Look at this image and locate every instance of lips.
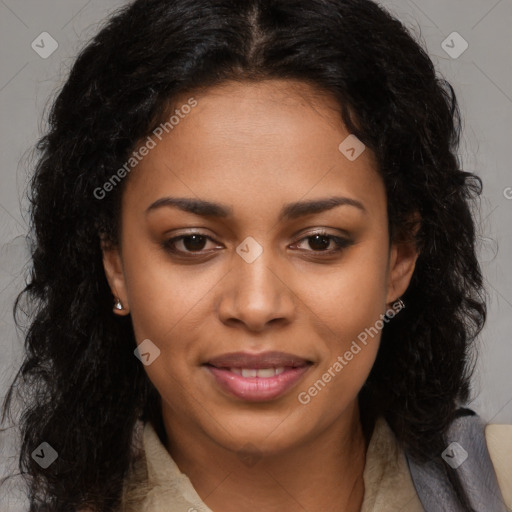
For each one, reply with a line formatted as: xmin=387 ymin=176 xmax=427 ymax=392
xmin=205 ymin=351 xmax=311 ymax=369
xmin=203 ymin=351 xmax=313 ymax=402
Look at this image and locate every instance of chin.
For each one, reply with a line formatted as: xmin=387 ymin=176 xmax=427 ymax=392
xmin=204 ymin=410 xmax=310 ymax=454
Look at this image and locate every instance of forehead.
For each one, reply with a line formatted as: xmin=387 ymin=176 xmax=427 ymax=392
xmin=123 ymin=79 xmax=386 ymax=220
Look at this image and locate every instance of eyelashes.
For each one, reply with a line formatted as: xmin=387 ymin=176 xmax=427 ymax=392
xmin=161 ymin=230 xmax=354 ymax=258
xmin=162 ymin=234 xmax=219 ymax=255
xmin=291 ymin=232 xmax=353 ymax=253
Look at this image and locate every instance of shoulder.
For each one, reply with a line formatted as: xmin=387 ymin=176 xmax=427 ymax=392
xmin=485 ymin=423 xmax=512 ymax=510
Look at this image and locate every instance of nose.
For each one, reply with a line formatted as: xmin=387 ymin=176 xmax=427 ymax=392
xmin=216 ymin=248 xmax=296 ymax=333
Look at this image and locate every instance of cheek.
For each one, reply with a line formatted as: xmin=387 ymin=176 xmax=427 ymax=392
xmin=295 ymin=341 xmax=378 ymax=439
xmin=294 ymin=270 xmax=385 ymax=431
xmin=291 ymin=243 xmax=388 ymax=401
xmin=293 ymin=243 xmax=389 ymax=341
xmin=120 ymin=240 xmax=223 ymax=347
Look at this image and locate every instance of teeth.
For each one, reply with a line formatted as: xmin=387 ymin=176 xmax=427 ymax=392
xmin=231 ymin=367 xmax=286 ymax=378
xmin=255 ymin=368 xmax=276 ymax=378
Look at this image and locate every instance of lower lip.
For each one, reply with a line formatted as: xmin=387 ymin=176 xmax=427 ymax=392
xmin=205 ymin=365 xmax=311 ymax=402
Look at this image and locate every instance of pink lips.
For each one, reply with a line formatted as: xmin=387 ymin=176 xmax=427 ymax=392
xmin=204 ymin=351 xmax=312 ymax=402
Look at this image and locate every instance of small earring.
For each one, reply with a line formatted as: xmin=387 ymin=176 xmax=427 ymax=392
xmin=393 ymin=297 xmax=405 ymax=310
xmin=114 ymin=298 xmax=124 ymax=311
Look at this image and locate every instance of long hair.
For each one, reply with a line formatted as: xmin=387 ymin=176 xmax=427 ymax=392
xmin=1 ymin=0 xmax=486 ymax=510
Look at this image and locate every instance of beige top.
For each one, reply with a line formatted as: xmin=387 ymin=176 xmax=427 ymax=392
xmin=120 ymin=418 xmax=512 ymax=512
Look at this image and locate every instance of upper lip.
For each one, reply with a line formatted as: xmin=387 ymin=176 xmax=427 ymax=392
xmin=205 ymin=351 xmax=312 ymax=369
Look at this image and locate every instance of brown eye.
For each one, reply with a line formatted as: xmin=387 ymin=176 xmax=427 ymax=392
xmin=181 ymin=235 xmax=208 ymax=251
xmin=293 ymin=232 xmax=353 ymax=253
xmin=307 ymin=234 xmax=332 ymax=251
xmin=162 ymin=234 xmax=221 ymax=255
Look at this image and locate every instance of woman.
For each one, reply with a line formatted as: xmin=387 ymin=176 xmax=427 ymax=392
xmin=1 ymin=0 xmax=511 ymax=511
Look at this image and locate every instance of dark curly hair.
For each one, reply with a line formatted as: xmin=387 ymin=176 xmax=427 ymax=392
xmin=1 ymin=0 xmax=486 ymax=510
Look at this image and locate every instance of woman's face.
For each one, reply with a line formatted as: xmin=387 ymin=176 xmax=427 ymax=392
xmin=103 ymin=79 xmax=418 ymax=455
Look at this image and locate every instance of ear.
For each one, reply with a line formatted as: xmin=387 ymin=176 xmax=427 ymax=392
xmin=100 ymin=235 xmax=130 ymax=315
xmin=386 ymin=215 xmax=421 ymax=306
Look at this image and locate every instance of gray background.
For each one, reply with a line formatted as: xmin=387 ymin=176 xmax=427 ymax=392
xmin=0 ymin=0 xmax=511 ymax=508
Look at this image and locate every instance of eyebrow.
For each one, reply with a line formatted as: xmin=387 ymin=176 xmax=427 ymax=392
xmin=145 ymin=196 xmax=366 ymax=220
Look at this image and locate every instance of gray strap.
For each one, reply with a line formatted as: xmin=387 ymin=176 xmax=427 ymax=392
xmin=405 ymin=412 xmax=508 ymax=512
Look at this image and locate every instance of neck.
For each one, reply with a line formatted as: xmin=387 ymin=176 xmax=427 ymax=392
xmin=163 ymin=402 xmax=369 ymax=512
